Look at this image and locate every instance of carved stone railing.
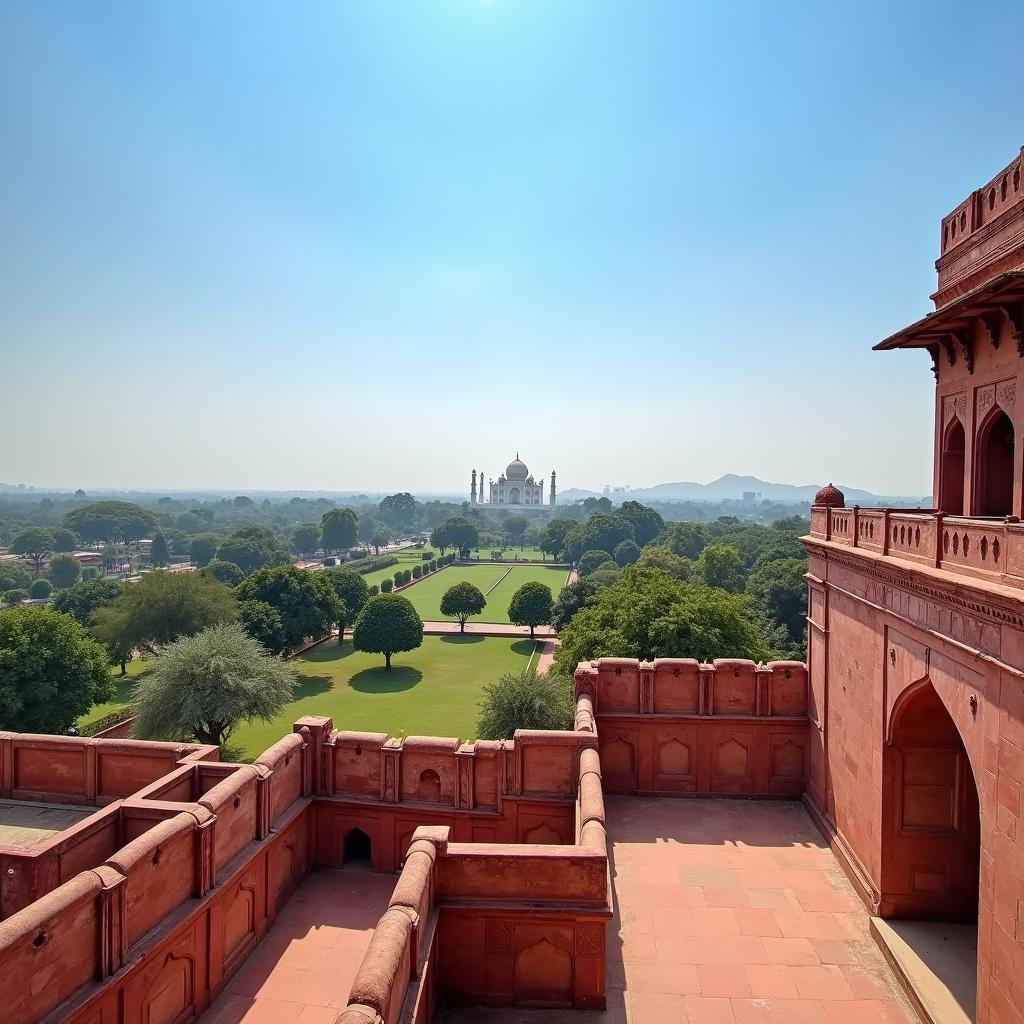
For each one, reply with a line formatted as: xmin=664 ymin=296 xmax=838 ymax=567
xmin=808 ymin=505 xmax=1024 ymax=588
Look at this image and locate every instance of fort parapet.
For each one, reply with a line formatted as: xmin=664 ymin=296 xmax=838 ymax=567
xmin=0 ymin=696 xmax=615 ymax=1023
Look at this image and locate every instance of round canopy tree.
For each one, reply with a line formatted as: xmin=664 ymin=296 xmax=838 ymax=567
xmin=237 ymin=599 xmax=289 ymax=656
xmin=578 ymin=549 xmax=613 ymax=576
xmin=199 ymin=559 xmax=245 ymax=586
xmin=63 ymin=501 xmax=158 ymax=544
xmin=132 ymin=622 xmax=296 ymax=746
xmin=613 ymin=539 xmax=641 ymax=567
xmin=0 ymin=606 xmax=113 ymax=733
xmin=440 ymin=581 xmax=487 ymax=633
xmin=189 ymin=533 xmax=222 ymax=568
xmin=352 ymin=593 xmax=423 ymax=669
xmin=51 ymin=528 xmax=79 ymax=553
xmin=320 ymin=508 xmax=358 ymax=554
xmin=323 ymin=567 xmax=371 ymax=643
xmin=10 ymin=527 xmax=55 ymax=574
xmin=507 ymin=581 xmax=554 ymax=639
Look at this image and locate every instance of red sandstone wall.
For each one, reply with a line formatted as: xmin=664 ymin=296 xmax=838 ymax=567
xmin=575 ymin=657 xmax=810 ymax=796
xmin=805 ymin=537 xmax=1024 ymax=1024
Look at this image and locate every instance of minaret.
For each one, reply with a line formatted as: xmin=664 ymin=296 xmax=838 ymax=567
xmin=471 ymin=469 xmax=477 ymax=506
xmin=550 ymin=470 xmax=557 ymax=507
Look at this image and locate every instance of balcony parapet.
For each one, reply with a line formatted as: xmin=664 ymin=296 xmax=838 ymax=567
xmin=808 ymin=505 xmax=1024 ymax=589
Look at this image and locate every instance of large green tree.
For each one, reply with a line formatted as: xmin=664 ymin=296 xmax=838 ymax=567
xmin=322 ymin=567 xmax=371 ymax=643
xmin=440 ymin=581 xmax=487 ymax=633
xmin=92 ymin=571 xmax=237 ymax=655
xmin=10 ymin=527 xmax=55 ymax=574
xmin=51 ymin=527 xmax=79 ymax=553
xmin=694 ymin=543 xmax=745 ymax=593
xmin=554 ymin=566 xmax=773 ymax=673
xmin=320 ymin=508 xmax=358 ymax=554
xmin=662 ymin=521 xmax=710 ymax=560
xmin=0 ymin=563 xmax=32 ymax=593
xmin=235 ymin=565 xmax=341 ymax=648
xmin=539 ymin=518 xmax=578 ymax=561
xmin=132 ymin=622 xmax=296 ymax=746
xmin=430 ymin=523 xmax=451 ymax=554
xmin=578 ymin=549 xmax=613 ymax=576
xmin=64 ymin=501 xmax=158 ymax=543
xmin=442 ymin=516 xmax=480 ymax=556
xmin=378 ymin=492 xmax=417 ymax=532
xmin=352 ymin=593 xmax=423 ymax=669
xmin=51 ymin=577 xmax=124 ymax=627
xmin=199 ymin=559 xmax=245 ymax=586
xmin=370 ymin=527 xmax=392 ymax=555
xmin=746 ymin=558 xmax=808 ymax=655
xmin=238 ymin=599 xmax=289 ymax=655
xmin=508 ymin=581 xmax=553 ymax=639
xmin=292 ymin=522 xmax=322 ymax=557
xmin=189 ymin=533 xmax=221 ymax=568
xmin=217 ymin=524 xmax=289 ymax=575
xmin=0 ymin=607 xmax=113 ymax=733
xmin=616 ymin=501 xmax=664 ymax=547
xmin=574 ymin=514 xmax=634 ymax=559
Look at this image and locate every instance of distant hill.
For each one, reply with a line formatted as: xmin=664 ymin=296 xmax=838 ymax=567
xmin=559 ymin=474 xmax=929 ymax=506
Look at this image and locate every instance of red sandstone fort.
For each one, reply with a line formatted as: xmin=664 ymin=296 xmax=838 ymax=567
xmin=3 ymin=149 xmax=1024 ymax=1024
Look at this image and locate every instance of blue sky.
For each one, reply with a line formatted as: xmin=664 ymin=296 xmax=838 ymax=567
xmin=1 ymin=1 xmax=1022 ymax=496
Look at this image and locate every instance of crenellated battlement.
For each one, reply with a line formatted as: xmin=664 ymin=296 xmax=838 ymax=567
xmin=575 ymin=657 xmax=810 ymax=797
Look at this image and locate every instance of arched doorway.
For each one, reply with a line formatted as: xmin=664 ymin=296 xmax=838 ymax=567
xmin=342 ymin=827 xmax=372 ymax=867
xmin=940 ymin=418 xmax=966 ymax=515
xmin=880 ymin=680 xmax=979 ymax=922
xmin=976 ymin=410 xmax=1014 ymax=517
xmin=508 ymin=487 xmax=521 ymax=504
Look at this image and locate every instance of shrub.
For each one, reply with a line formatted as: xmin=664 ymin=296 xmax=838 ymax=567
xmin=369 ymin=584 xmax=380 ymax=595
xmin=476 ymin=668 xmax=575 ymax=740
xmin=323 ymin=557 xmax=337 ymax=567
xmin=429 ymin=560 xmax=437 ymax=572
xmin=421 ymin=551 xmax=433 ymax=561
xmin=2 ymin=589 xmax=29 ymax=606
xmin=381 ymin=579 xmax=393 ymax=592
xmin=412 ymin=565 xmax=422 ymax=579
xmin=30 ymin=579 xmax=53 ymax=599
xmin=82 ymin=566 xmax=99 ymax=580
xmin=394 ymin=571 xmax=403 ymax=587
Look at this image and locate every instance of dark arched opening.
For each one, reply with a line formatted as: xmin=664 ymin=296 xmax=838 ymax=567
xmin=881 ymin=681 xmax=979 ymax=922
xmin=976 ymin=410 xmax=1014 ymax=517
xmin=342 ymin=827 xmax=372 ymax=867
xmin=940 ymin=419 xmax=966 ymax=515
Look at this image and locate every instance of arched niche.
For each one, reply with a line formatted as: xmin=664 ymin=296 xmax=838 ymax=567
xmin=975 ymin=408 xmax=1015 ymax=517
xmin=940 ymin=417 xmax=966 ymax=515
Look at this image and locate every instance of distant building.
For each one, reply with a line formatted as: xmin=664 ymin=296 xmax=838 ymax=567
xmin=471 ymin=455 xmax=556 ymax=507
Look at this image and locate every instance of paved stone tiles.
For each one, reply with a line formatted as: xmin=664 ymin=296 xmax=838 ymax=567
xmin=201 ymin=867 xmax=395 ymax=1024
xmin=0 ymin=799 xmax=95 ymax=850
xmin=605 ymin=796 xmax=918 ymax=1023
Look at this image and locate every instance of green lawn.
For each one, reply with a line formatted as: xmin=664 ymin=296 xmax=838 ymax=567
xmin=398 ymin=563 xmax=569 ymax=623
xmin=229 ymin=635 xmax=538 ymax=757
xmin=79 ymin=658 xmax=150 ymax=726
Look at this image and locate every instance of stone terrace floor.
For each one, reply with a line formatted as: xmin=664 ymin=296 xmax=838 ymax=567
xmin=0 ymin=799 xmax=95 ymax=850
xmin=440 ymin=797 xmax=918 ymax=1024
xmin=201 ymin=867 xmax=395 ymax=1024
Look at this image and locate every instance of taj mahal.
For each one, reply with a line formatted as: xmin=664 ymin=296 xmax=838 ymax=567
xmin=470 ymin=454 xmax=556 ymax=506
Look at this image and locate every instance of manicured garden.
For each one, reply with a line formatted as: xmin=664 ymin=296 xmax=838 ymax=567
xmin=229 ymin=635 xmax=538 ymax=756
xmin=397 ymin=563 xmax=569 ymax=623
xmin=76 ymin=635 xmax=541 ymax=756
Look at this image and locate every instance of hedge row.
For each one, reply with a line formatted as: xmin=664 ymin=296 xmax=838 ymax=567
xmin=344 ymin=554 xmax=399 ymax=575
xmin=80 ymin=706 xmax=134 ymax=737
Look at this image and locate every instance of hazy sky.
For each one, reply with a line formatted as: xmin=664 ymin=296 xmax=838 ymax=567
xmin=2 ymin=1 xmax=1022 ymax=496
